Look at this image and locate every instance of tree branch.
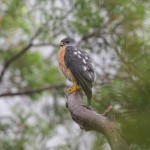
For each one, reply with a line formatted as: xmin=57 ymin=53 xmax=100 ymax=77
xmin=32 ymin=42 xmax=58 ymax=47
xmin=66 ymin=91 xmax=129 ymax=150
xmin=0 ymin=84 xmax=65 ymax=97
xmin=0 ymin=28 xmax=43 ymax=82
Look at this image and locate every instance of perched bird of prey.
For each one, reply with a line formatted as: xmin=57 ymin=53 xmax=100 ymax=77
xmin=58 ymin=37 xmax=94 ymax=108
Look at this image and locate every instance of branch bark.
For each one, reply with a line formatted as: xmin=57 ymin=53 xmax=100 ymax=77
xmin=66 ymin=91 xmax=129 ymax=150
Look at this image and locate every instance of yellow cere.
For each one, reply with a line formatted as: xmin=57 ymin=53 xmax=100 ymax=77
xmin=60 ymin=41 xmax=64 ymax=46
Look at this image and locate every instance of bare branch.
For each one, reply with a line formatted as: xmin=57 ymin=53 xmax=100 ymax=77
xmin=0 ymin=28 xmax=43 ymax=82
xmin=0 ymin=84 xmax=65 ymax=97
xmin=66 ymin=91 xmax=129 ymax=150
xmin=32 ymin=42 xmax=58 ymax=47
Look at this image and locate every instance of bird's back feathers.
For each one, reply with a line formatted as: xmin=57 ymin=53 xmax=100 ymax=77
xmin=64 ymin=45 xmax=94 ymax=105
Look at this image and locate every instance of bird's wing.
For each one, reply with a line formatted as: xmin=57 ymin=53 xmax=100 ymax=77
xmin=64 ymin=45 xmax=94 ymax=105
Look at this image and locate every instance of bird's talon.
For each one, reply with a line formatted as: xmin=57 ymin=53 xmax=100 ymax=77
xmin=69 ymin=87 xmax=76 ymax=93
xmin=68 ymin=84 xmax=80 ymax=94
xmin=69 ymin=87 xmax=79 ymax=93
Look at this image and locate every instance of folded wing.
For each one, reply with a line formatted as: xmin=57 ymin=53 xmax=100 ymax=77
xmin=64 ymin=45 xmax=94 ymax=105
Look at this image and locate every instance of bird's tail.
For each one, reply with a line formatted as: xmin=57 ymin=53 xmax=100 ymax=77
xmin=79 ymin=77 xmax=92 ymax=106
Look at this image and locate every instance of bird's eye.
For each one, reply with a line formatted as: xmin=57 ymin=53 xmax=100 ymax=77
xmin=66 ymin=40 xmax=70 ymax=44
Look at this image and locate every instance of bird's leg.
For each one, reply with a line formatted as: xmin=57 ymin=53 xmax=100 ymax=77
xmin=69 ymin=82 xmax=80 ymax=93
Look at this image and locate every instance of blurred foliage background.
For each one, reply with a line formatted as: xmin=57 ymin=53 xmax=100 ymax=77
xmin=0 ymin=0 xmax=150 ymax=149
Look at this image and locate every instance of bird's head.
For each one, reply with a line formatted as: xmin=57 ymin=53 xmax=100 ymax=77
xmin=60 ymin=37 xmax=76 ymax=47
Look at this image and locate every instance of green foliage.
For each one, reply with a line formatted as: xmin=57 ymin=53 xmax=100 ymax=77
xmin=0 ymin=103 xmax=53 ymax=150
xmin=73 ymin=0 xmax=103 ymax=35
xmin=0 ymin=0 xmax=31 ymax=33
xmin=12 ymin=51 xmax=64 ymax=88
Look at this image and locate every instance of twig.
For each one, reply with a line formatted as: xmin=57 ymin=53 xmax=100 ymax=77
xmin=102 ymin=105 xmax=113 ymax=116
xmin=32 ymin=42 xmax=58 ymax=47
xmin=0 ymin=28 xmax=43 ymax=82
xmin=0 ymin=84 xmax=65 ymax=97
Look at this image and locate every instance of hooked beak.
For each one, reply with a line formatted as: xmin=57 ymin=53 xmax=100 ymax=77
xmin=60 ymin=41 xmax=64 ymax=46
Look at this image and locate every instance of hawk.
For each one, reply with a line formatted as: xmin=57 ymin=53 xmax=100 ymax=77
xmin=58 ymin=37 xmax=94 ymax=108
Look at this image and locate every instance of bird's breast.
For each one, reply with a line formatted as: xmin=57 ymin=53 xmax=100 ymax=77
xmin=58 ymin=47 xmax=75 ymax=82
